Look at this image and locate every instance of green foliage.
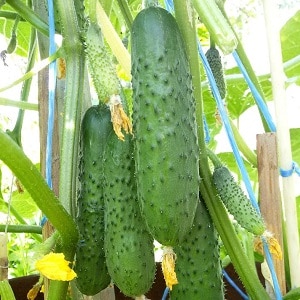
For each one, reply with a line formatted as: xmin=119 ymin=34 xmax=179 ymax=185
xmin=0 ymin=3 xmax=31 ymax=57
xmin=281 ymin=10 xmax=300 ymax=85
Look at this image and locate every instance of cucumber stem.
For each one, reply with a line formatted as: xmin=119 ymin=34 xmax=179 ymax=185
xmin=0 ymin=225 xmax=42 ymax=234
xmin=116 ymin=0 xmax=133 ymax=30
xmin=6 ymin=0 xmax=48 ymax=36
xmin=0 ymin=130 xmax=78 ymax=255
xmin=0 ymin=98 xmax=38 ymax=110
xmin=217 ymin=4 xmax=271 ymax=133
xmin=6 ymin=28 xmax=37 ymax=147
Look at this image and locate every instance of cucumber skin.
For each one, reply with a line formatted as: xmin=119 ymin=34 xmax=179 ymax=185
xmin=75 ymin=105 xmax=112 ymax=295
xmin=213 ymin=166 xmax=266 ymax=235
xmin=103 ymin=126 xmax=156 ymax=297
xmin=205 ymin=46 xmax=226 ymax=99
xmin=172 ymin=198 xmax=224 ymax=299
xmin=131 ymin=6 xmax=200 ymax=246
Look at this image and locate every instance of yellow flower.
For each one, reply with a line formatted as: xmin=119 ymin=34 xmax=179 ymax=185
xmin=35 ymin=252 xmax=77 ymax=281
xmin=161 ymin=246 xmax=178 ymax=290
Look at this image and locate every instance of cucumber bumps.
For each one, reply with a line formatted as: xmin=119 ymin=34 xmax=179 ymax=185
xmin=103 ymin=111 xmax=156 ymax=298
xmin=213 ymin=166 xmax=266 ymax=236
xmin=172 ymin=197 xmax=224 ymax=299
xmin=131 ymin=6 xmax=199 ymax=247
xmin=74 ymin=105 xmax=112 ymax=295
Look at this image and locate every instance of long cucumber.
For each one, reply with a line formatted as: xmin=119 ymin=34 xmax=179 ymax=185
xmin=74 ymin=105 xmax=112 ymax=295
xmin=103 ymin=107 xmax=156 ymax=298
xmin=131 ymin=5 xmax=199 ymax=247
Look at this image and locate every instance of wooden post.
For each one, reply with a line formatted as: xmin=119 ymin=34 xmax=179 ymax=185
xmin=256 ymin=133 xmax=286 ymax=294
xmin=0 ymin=233 xmax=8 ymax=280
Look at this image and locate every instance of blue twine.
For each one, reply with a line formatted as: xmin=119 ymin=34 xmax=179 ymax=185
xmin=41 ymin=0 xmax=56 ymax=227
xmin=203 ymin=113 xmax=211 ymax=143
xmin=46 ymin=0 xmax=57 ymax=190
xmin=280 ymin=161 xmax=300 ymax=177
xmin=232 ymin=50 xmax=277 ymax=132
xmin=161 ymin=287 xmax=169 ymax=300
xmin=222 ymin=269 xmax=249 ymax=300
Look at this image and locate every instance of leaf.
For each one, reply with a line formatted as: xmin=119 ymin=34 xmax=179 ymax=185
xmin=11 ymin=189 xmax=39 ymax=219
xmin=290 ymin=128 xmax=300 ymax=164
xmin=280 ymin=10 xmax=300 ymax=85
xmin=0 ymin=3 xmax=31 ymax=57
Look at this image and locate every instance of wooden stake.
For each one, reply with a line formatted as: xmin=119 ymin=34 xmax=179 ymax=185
xmin=0 ymin=233 xmax=8 ymax=281
xmin=257 ymin=133 xmax=286 ymax=294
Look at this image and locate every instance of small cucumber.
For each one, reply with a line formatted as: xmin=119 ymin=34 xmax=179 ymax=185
xmin=85 ymin=21 xmax=120 ymax=104
xmin=103 ymin=113 xmax=156 ymax=298
xmin=205 ymin=45 xmax=226 ymax=99
xmin=85 ymin=21 xmax=132 ymax=140
xmin=212 ymin=166 xmax=266 ymax=236
xmin=74 ymin=105 xmax=112 ymax=295
xmin=131 ymin=6 xmax=199 ymax=247
xmin=172 ymin=198 xmax=224 ymax=299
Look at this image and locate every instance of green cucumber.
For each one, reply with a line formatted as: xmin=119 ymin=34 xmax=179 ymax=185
xmin=103 ymin=113 xmax=156 ymax=298
xmin=131 ymin=6 xmax=200 ymax=247
xmin=212 ymin=165 xmax=266 ymax=236
xmin=172 ymin=197 xmax=224 ymax=299
xmin=205 ymin=45 xmax=226 ymax=99
xmin=85 ymin=21 xmax=120 ymax=104
xmin=74 ymin=105 xmax=112 ymax=295
xmin=85 ymin=21 xmax=132 ymax=140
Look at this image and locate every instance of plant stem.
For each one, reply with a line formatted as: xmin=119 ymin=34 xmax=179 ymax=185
xmin=217 ymin=4 xmax=271 ymax=133
xmin=0 ymin=98 xmax=38 ymax=110
xmin=46 ymin=0 xmax=85 ymax=297
xmin=6 ymin=0 xmax=48 ymax=36
xmin=116 ymin=0 xmax=133 ymax=30
xmin=6 ymin=28 xmax=37 ymax=147
xmin=0 ymin=49 xmax=61 ymax=93
xmin=0 ymin=131 xmax=78 ymax=253
xmin=0 ymin=225 xmax=42 ymax=234
xmin=173 ymin=1 xmax=269 ymax=298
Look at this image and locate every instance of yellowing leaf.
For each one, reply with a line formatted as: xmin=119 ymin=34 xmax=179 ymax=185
xmin=35 ymin=252 xmax=77 ymax=281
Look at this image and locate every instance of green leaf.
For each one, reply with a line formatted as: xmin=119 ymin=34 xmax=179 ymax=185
xmin=0 ymin=3 xmax=31 ymax=57
xmin=11 ymin=189 xmax=39 ymax=219
xmin=290 ymin=128 xmax=300 ymax=163
xmin=280 ymin=10 xmax=300 ymax=85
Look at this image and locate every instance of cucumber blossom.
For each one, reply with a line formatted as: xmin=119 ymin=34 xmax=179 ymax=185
xmin=212 ymin=166 xmax=266 ymax=236
xmin=205 ymin=46 xmax=226 ymax=99
xmin=172 ymin=198 xmax=224 ymax=299
xmin=74 ymin=105 xmax=112 ymax=295
xmin=103 ymin=117 xmax=156 ymax=298
xmin=131 ymin=6 xmax=199 ymax=247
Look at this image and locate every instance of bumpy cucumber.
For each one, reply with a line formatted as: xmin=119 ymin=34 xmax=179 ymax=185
xmin=75 ymin=105 xmax=112 ymax=295
xmin=103 ymin=116 xmax=156 ymax=298
xmin=131 ymin=6 xmax=199 ymax=247
xmin=205 ymin=46 xmax=226 ymax=99
xmin=172 ymin=197 xmax=224 ymax=299
xmin=212 ymin=166 xmax=266 ymax=235
xmin=85 ymin=21 xmax=120 ymax=104
xmin=85 ymin=21 xmax=132 ymax=140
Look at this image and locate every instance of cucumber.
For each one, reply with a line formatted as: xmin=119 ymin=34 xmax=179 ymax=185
xmin=205 ymin=45 xmax=226 ymax=99
xmin=171 ymin=197 xmax=224 ymax=299
xmin=85 ymin=21 xmax=132 ymax=140
xmin=103 ymin=113 xmax=156 ymax=298
xmin=212 ymin=166 xmax=266 ymax=236
xmin=131 ymin=6 xmax=199 ymax=247
xmin=74 ymin=105 xmax=112 ymax=295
